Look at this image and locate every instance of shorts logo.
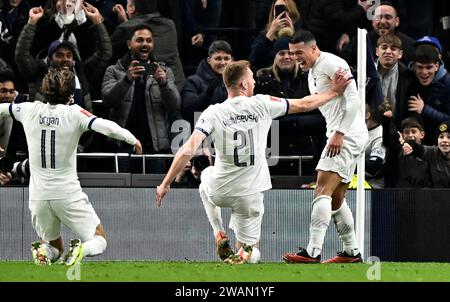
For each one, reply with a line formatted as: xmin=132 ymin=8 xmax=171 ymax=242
xmin=80 ymin=109 xmax=93 ymax=117
xmin=439 ymin=123 xmax=448 ymax=132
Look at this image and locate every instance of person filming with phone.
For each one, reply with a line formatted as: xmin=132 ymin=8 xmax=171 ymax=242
xmin=249 ymin=0 xmax=303 ymax=71
xmin=102 ymin=24 xmax=181 ymax=173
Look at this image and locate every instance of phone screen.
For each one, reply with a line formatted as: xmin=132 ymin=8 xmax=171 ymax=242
xmin=274 ymin=5 xmax=287 ymax=18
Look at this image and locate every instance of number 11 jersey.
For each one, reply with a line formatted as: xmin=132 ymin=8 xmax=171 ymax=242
xmin=10 ymin=102 xmax=96 ymax=201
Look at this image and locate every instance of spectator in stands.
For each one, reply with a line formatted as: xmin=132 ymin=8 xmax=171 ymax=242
xmin=395 ymin=117 xmax=431 ymax=188
xmin=342 ymin=1 xmax=416 ymax=68
xmin=414 ymin=35 xmax=449 ymax=77
xmin=255 ymin=36 xmax=325 ymax=176
xmin=306 ymin=0 xmax=372 ymax=55
xmin=181 ymin=40 xmax=231 ymax=130
xmin=102 ymin=24 xmax=180 ymax=173
xmin=364 ymin=102 xmax=386 ymax=188
xmin=110 ymin=0 xmax=185 ymax=90
xmin=249 ymin=0 xmax=302 ymax=71
xmin=157 ymin=0 xmax=220 ymax=68
xmin=0 ymin=0 xmax=30 ymax=92
xmin=28 ymin=0 xmax=100 ymax=59
xmin=397 ymin=45 xmax=450 ymax=145
xmin=14 ymin=4 xmax=112 ymax=111
xmin=0 ymin=69 xmax=28 ymax=163
xmin=402 ymin=120 xmax=450 ymax=188
xmin=375 ymin=33 xmax=412 ymax=119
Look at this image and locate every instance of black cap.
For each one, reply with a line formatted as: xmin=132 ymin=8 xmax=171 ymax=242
xmin=436 ymin=120 xmax=450 ymax=138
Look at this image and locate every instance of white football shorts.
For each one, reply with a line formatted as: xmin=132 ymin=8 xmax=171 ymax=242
xmin=316 ymin=131 xmax=368 ymax=183
xmin=29 ymin=193 xmax=101 ymax=242
xmin=199 ymin=183 xmax=264 ymax=246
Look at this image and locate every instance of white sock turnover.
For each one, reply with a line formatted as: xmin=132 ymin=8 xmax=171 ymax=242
xmin=82 ymin=235 xmax=107 ymax=257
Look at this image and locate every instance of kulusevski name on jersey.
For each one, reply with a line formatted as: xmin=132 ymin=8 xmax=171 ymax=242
xmin=222 ymin=113 xmax=259 ymax=127
xmin=39 ymin=115 xmax=60 ymax=127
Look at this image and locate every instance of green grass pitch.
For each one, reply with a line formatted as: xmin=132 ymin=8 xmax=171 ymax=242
xmin=1 ymin=261 xmax=450 ymax=282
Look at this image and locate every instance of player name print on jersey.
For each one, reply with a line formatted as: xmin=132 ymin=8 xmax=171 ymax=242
xmin=222 ymin=114 xmax=259 ymax=127
xmin=39 ymin=115 xmax=60 ymax=126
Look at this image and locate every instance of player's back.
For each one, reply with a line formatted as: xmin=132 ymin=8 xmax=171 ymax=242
xmin=13 ymin=102 xmax=91 ymax=201
xmin=197 ymin=94 xmax=287 ymax=196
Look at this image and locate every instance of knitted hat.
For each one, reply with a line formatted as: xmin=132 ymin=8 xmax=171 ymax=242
xmin=47 ymin=40 xmax=80 ymax=61
xmin=415 ymin=36 xmax=443 ymax=53
xmin=272 ymin=36 xmax=290 ymax=56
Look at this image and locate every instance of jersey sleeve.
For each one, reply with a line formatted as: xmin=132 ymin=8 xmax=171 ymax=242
xmin=257 ymin=94 xmax=289 ymax=119
xmin=194 ymin=107 xmax=214 ymax=136
xmin=7 ymin=102 xmax=29 ymax=122
xmin=71 ymin=104 xmax=97 ymax=132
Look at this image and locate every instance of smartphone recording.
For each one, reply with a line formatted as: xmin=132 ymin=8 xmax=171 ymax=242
xmin=136 ymin=62 xmax=158 ymax=75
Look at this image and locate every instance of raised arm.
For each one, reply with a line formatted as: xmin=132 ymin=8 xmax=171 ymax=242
xmin=89 ymin=117 xmax=142 ymax=153
xmin=156 ymin=130 xmax=206 ymax=207
xmin=287 ymin=68 xmax=351 ymax=114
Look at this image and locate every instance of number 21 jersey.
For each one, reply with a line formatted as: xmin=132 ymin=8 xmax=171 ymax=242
xmin=195 ymin=94 xmax=287 ymax=197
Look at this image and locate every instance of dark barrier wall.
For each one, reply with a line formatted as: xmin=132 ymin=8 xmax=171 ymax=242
xmin=371 ymin=189 xmax=450 ymax=262
xmin=0 ymin=188 xmax=371 ymax=262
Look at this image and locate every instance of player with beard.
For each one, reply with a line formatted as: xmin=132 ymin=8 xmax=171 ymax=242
xmin=102 ymin=24 xmax=181 ymax=173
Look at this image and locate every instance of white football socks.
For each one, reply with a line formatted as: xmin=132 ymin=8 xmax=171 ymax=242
xmin=307 ymin=195 xmax=332 ymax=258
xmin=332 ymin=199 xmax=359 ymax=256
xmin=82 ymin=235 xmax=107 ymax=257
xmin=41 ymin=243 xmax=61 ymax=262
xmin=200 ymin=191 xmax=225 ymax=236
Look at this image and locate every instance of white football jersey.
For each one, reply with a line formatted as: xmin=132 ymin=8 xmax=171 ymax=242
xmin=9 ymin=102 xmax=97 ymax=201
xmin=196 ymin=94 xmax=288 ymax=197
xmin=308 ymin=52 xmax=366 ymax=138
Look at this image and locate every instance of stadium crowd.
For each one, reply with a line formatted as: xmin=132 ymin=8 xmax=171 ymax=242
xmin=0 ymin=0 xmax=449 ymax=188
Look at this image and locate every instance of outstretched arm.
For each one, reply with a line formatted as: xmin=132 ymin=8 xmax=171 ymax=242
xmin=287 ymin=68 xmax=351 ymax=114
xmin=90 ymin=118 xmax=142 ymax=153
xmin=156 ymin=130 xmax=206 ymax=207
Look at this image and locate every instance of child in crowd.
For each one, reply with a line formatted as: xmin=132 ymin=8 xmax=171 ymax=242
xmin=402 ymin=120 xmax=450 ymax=188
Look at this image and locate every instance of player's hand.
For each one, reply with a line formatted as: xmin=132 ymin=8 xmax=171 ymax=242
xmin=408 ymin=94 xmax=424 ymax=114
xmin=156 ymin=184 xmax=170 ymax=207
xmin=326 ymin=131 xmax=344 ymax=157
xmin=330 ymin=68 xmax=352 ymax=95
xmin=133 ymin=140 xmax=143 ymax=154
xmin=0 ymin=172 xmax=12 ymax=185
